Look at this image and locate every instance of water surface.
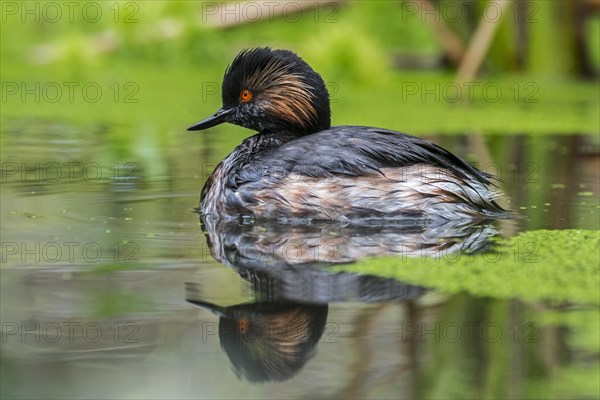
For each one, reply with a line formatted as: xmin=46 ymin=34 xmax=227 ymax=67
xmin=1 ymin=124 xmax=599 ymax=399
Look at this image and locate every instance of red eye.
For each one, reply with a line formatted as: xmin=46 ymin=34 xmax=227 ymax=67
xmin=240 ymin=89 xmax=252 ymax=102
xmin=238 ymin=319 xmax=250 ymax=335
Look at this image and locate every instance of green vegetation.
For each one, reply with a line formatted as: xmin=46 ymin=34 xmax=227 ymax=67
xmin=340 ymin=229 xmax=600 ymax=304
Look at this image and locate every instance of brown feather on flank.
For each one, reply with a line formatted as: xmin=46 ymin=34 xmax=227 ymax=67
xmin=247 ymin=165 xmax=502 ymax=220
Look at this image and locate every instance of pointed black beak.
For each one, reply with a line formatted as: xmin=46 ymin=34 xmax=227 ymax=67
xmin=187 ymin=108 xmax=235 ymax=131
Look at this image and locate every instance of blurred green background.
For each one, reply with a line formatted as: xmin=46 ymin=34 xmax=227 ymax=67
xmin=1 ymin=2 xmax=599 ymax=399
xmin=2 ymin=0 xmax=599 ymax=140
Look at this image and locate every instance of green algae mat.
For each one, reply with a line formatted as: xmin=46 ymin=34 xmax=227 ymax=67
xmin=340 ymin=229 xmax=600 ymax=305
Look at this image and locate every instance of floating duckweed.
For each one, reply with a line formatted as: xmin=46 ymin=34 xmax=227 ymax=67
xmin=340 ymin=230 xmax=600 ymax=305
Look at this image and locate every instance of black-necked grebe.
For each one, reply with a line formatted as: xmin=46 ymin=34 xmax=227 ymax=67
xmin=188 ymin=48 xmax=505 ymax=221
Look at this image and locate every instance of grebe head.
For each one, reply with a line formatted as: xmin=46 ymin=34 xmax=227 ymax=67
xmin=187 ymin=48 xmax=331 ymax=135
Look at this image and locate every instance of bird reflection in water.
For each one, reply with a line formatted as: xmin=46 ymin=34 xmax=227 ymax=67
xmin=187 ymin=216 xmax=500 ymax=382
xmin=187 ymin=297 xmax=328 ymax=383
